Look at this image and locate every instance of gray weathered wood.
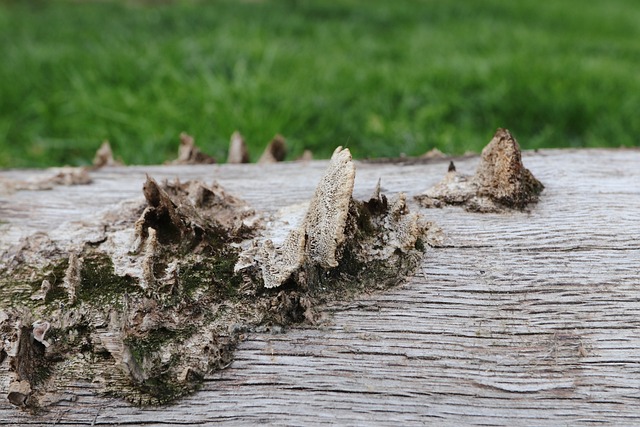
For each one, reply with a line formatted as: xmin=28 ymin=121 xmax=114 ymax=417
xmin=1 ymin=148 xmax=639 ymax=426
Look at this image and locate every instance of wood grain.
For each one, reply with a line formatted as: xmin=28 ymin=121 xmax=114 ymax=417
xmin=1 ymin=148 xmax=639 ymax=426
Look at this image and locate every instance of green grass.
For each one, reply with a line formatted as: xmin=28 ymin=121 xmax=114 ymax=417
xmin=0 ymin=0 xmax=638 ymax=167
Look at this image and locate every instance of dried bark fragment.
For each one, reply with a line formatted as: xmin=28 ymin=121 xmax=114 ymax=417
xmin=305 ymin=146 xmax=355 ymax=268
xmin=227 ymin=131 xmax=250 ymax=164
xmin=421 ymin=147 xmax=446 ymax=159
xmin=260 ymin=228 xmax=306 ymax=289
xmin=135 ymin=176 xmax=259 ymax=252
xmin=415 ymin=128 xmax=544 ymax=212
xmin=247 ymin=146 xmax=427 ymax=292
xmin=474 ymin=128 xmax=544 ymax=209
xmin=7 ymin=380 xmax=31 ymax=407
xmin=297 ymin=150 xmax=313 ymax=162
xmin=3 ymin=320 xmax=51 ymax=408
xmin=415 ymin=161 xmax=475 ymax=208
xmin=170 ymin=133 xmax=216 ymax=165
xmin=92 ymin=141 xmax=122 ymax=168
xmin=48 ymin=167 xmax=92 ymax=186
xmin=256 ymin=147 xmax=354 ymax=288
xmin=32 ymin=321 xmax=50 ymax=348
xmin=258 ymin=134 xmax=287 ymax=164
xmin=62 ymin=253 xmax=81 ymax=304
xmin=0 ymin=167 xmax=92 ymax=194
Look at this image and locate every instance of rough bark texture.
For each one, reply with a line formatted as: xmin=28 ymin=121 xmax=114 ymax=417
xmin=1 ymin=148 xmax=639 ymax=426
xmin=416 ymin=128 xmax=544 ymax=212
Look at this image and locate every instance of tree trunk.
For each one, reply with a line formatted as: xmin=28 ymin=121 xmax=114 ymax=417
xmin=1 ymin=148 xmax=639 ymax=426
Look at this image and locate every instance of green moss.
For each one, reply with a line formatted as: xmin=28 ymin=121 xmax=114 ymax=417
xmin=0 ymin=258 xmax=70 ymax=308
xmin=178 ymin=249 xmax=241 ymax=301
xmin=76 ymin=253 xmax=140 ymax=306
xmin=126 ymin=328 xmax=178 ymax=364
xmin=137 ymin=373 xmax=197 ymax=405
xmin=125 ymin=325 xmax=196 ymax=367
xmin=123 ymin=325 xmax=201 ymax=403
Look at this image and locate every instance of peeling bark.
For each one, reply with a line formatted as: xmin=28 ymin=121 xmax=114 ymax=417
xmin=0 ymin=145 xmax=428 ymax=409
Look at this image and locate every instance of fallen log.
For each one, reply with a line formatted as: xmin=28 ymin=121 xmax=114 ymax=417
xmin=0 ymin=146 xmax=639 ymax=426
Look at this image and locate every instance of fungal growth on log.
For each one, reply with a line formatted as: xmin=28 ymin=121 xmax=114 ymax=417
xmin=257 ymin=147 xmax=356 ymax=287
xmin=241 ymin=147 xmax=425 ymax=292
xmin=0 ymin=146 xmax=431 ymax=410
xmin=415 ymin=128 xmax=544 ymax=212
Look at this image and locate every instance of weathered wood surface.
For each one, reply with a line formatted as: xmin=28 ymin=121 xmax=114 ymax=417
xmin=1 ymin=148 xmax=639 ymax=426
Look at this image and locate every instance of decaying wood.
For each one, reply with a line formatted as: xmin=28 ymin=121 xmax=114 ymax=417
xmin=416 ymin=128 xmax=544 ymax=212
xmin=0 ymin=143 xmax=427 ymax=409
xmin=227 ymin=131 xmax=250 ymax=164
xmin=92 ymin=141 xmax=122 ymax=168
xmin=170 ymin=133 xmax=216 ymax=165
xmin=1 ymin=147 xmax=639 ymax=425
xmin=257 ymin=134 xmax=287 ymax=164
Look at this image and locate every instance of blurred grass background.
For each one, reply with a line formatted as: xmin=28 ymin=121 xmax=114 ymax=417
xmin=0 ymin=0 xmax=638 ymax=167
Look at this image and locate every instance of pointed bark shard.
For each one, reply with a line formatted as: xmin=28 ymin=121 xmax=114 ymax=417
xmin=297 ymin=150 xmax=313 ymax=162
xmin=170 ymin=133 xmax=216 ymax=165
xmin=92 ymin=141 xmax=122 ymax=168
xmin=63 ymin=253 xmax=81 ymax=304
xmin=304 ymin=146 xmax=355 ymax=268
xmin=474 ymin=128 xmax=544 ymax=209
xmin=416 ymin=128 xmax=544 ymax=212
xmin=258 ymin=147 xmax=355 ymax=288
xmin=252 ymin=146 xmax=426 ymax=292
xmin=49 ymin=167 xmax=92 ymax=186
xmin=227 ymin=131 xmax=250 ymax=164
xmin=421 ymin=147 xmax=446 ymax=159
xmin=258 ymin=134 xmax=287 ymax=164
